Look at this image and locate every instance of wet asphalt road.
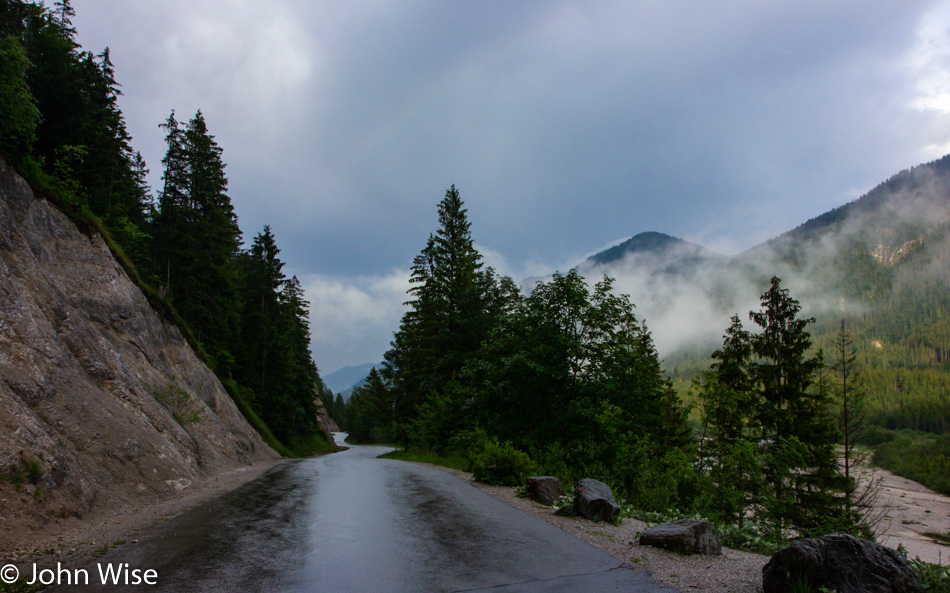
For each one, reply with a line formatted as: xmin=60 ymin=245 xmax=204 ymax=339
xmin=54 ymin=435 xmax=674 ymax=592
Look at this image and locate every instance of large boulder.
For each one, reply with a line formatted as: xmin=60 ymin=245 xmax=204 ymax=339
xmin=639 ymin=519 xmax=722 ymax=555
xmin=526 ymin=476 xmax=564 ymax=505
xmin=762 ymin=534 xmax=922 ymax=593
xmin=573 ymin=478 xmax=620 ymax=522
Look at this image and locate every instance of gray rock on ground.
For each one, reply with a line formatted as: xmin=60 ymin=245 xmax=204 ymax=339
xmin=526 ymin=476 xmax=564 ymax=505
xmin=639 ymin=518 xmax=722 ymax=555
xmin=762 ymin=534 xmax=922 ymax=593
xmin=573 ymin=478 xmax=620 ymax=522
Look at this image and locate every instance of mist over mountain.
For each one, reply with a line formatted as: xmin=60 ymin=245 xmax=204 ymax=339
xmin=582 ymin=154 xmax=950 ymax=381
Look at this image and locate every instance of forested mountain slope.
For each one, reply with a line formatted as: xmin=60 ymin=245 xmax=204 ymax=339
xmin=586 ymin=155 xmax=950 ymax=433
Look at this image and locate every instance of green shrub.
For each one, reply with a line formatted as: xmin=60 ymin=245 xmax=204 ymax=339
xmin=447 ymin=427 xmax=489 ymax=470
xmin=910 ymin=557 xmax=950 ymax=593
xmin=859 ymin=425 xmax=897 ymax=446
xmin=154 ymin=383 xmax=204 ymax=426
xmin=872 ymin=432 xmax=950 ymax=495
xmin=470 ymin=439 xmax=536 ymax=486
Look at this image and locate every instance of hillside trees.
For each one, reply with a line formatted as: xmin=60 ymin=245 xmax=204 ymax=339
xmin=153 ymin=110 xmax=241 ymax=372
xmin=699 ymin=277 xmax=853 ymax=540
xmin=0 ymin=0 xmax=154 ymax=270
xmin=0 ymin=1 xmax=330 ymax=455
xmin=0 ymin=34 xmax=39 ymax=157
xmin=343 ymin=368 xmax=393 ymax=443
xmin=227 ymin=227 xmax=322 ymax=447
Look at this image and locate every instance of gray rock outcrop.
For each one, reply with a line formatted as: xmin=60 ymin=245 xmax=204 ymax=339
xmin=0 ymin=158 xmax=277 ymax=551
xmin=639 ymin=518 xmax=722 ymax=555
xmin=573 ymin=478 xmax=620 ymax=522
xmin=762 ymin=534 xmax=922 ymax=593
xmin=313 ymin=390 xmax=340 ymax=443
xmin=526 ymin=476 xmax=563 ymax=505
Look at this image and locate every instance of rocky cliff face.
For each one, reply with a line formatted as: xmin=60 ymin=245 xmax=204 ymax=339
xmin=314 ymin=393 xmax=340 ymax=438
xmin=0 ymin=159 xmax=277 ymax=546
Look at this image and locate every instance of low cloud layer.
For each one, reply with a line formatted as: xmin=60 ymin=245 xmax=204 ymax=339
xmin=301 ymin=270 xmax=409 ymax=374
xmin=578 ymin=163 xmax=950 ymax=358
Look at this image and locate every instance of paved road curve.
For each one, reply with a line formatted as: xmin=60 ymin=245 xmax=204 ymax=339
xmin=57 ymin=436 xmax=674 ymax=592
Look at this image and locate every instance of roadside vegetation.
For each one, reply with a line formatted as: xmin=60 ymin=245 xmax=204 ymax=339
xmin=337 ymin=186 xmax=890 ymax=550
xmin=378 ymin=450 xmax=468 ymax=472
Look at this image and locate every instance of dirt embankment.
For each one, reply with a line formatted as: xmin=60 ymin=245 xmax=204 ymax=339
xmin=0 ymin=157 xmax=279 ymax=560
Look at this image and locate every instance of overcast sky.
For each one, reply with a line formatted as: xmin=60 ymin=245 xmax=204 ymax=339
xmin=72 ymin=1 xmax=950 ymax=374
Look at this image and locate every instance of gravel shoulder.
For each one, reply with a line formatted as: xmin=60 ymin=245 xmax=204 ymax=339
xmin=426 ymin=465 xmax=768 ymax=593
xmin=419 ymin=462 xmax=950 ymax=592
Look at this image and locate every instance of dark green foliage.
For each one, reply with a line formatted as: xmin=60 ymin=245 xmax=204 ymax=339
xmin=383 ymin=185 xmax=503 ymax=448
xmin=0 ymin=34 xmax=39 ymax=158
xmin=469 ymin=439 xmax=536 ymax=486
xmin=153 ymin=110 xmax=240 ymax=373
xmin=872 ymin=431 xmax=950 ymax=496
xmin=342 ymin=368 xmax=392 ymax=444
xmin=910 ymin=557 xmax=950 ymax=593
xmin=375 ymin=188 xmax=693 ymax=509
xmin=231 ymin=227 xmax=322 ymax=448
xmin=371 ymin=185 xmax=706 ymax=515
xmin=698 ymin=278 xmax=853 ymax=542
xmin=470 ymin=271 xmax=690 ymax=464
xmin=0 ymin=0 xmax=154 ymax=273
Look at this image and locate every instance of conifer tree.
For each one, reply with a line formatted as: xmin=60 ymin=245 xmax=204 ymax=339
xmin=0 ymin=34 xmax=39 ymax=158
xmin=384 ymin=185 xmax=492 ymax=447
xmin=697 ymin=314 xmax=763 ymax=526
xmin=749 ymin=277 xmax=844 ymax=538
xmin=153 ymin=110 xmax=240 ymax=371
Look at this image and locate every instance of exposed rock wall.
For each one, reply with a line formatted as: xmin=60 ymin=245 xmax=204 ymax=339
xmin=314 ymin=393 xmax=340 ymax=440
xmin=0 ymin=159 xmax=277 ymax=547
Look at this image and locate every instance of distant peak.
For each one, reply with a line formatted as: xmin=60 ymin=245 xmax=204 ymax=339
xmin=586 ymin=232 xmax=716 ymax=267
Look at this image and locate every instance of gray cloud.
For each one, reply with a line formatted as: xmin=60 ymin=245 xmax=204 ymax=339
xmin=72 ymin=0 xmax=950 ymax=371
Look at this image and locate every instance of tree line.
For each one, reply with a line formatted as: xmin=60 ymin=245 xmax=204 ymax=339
xmin=0 ymin=0 xmax=330 ymax=455
xmin=341 ymin=186 xmax=873 ymax=544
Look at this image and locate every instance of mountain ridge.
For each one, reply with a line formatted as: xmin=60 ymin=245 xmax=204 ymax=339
xmin=582 ymin=153 xmax=950 ymax=434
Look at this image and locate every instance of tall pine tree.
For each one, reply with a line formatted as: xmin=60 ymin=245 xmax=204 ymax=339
xmin=384 ymin=185 xmax=494 ymax=447
xmin=153 ymin=110 xmax=240 ymax=372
